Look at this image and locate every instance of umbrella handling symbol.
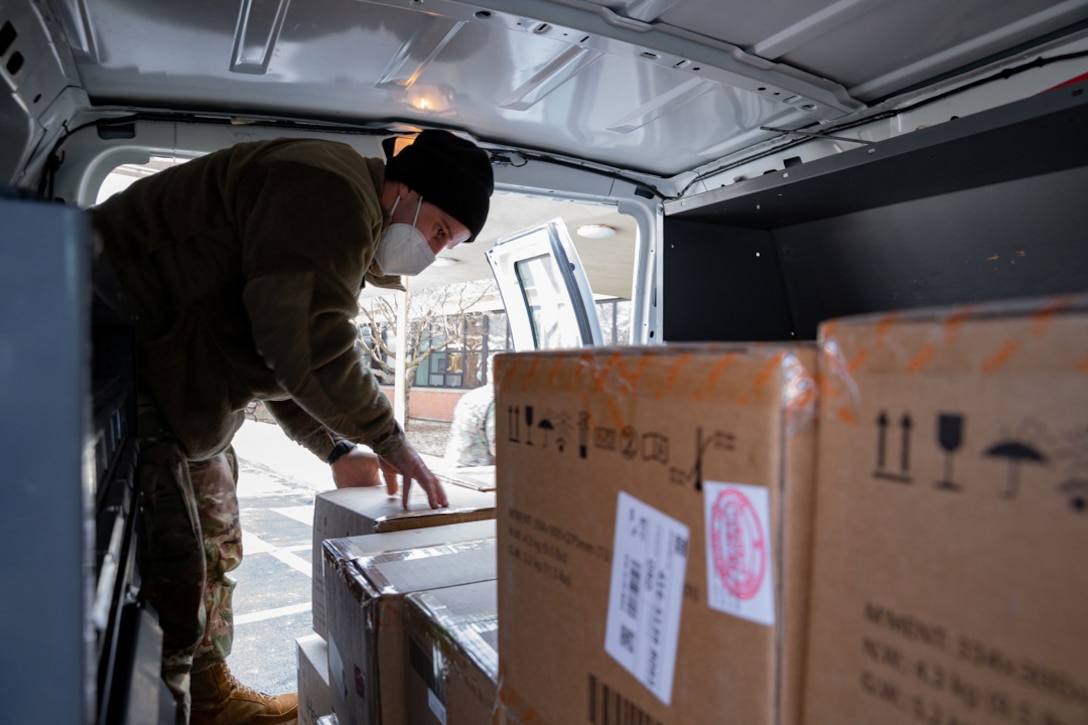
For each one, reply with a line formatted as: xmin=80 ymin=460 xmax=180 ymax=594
xmin=984 ymin=440 xmax=1046 ymax=499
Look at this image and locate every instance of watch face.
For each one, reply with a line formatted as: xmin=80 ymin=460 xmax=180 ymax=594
xmin=329 ymin=440 xmax=356 ymax=464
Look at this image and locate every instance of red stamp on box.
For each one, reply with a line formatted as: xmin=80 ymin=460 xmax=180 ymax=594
xmin=709 ymin=487 xmax=766 ymax=600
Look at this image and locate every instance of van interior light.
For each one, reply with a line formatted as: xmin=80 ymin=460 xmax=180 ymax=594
xmin=576 ymin=224 xmax=616 ymax=239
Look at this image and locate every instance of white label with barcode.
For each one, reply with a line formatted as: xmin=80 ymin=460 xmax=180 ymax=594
xmin=604 ymin=491 xmax=690 ymax=706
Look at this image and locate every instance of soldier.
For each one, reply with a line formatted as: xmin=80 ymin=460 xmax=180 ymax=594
xmin=90 ymin=130 xmax=493 ymax=725
xmin=445 ymin=380 xmax=497 ymax=467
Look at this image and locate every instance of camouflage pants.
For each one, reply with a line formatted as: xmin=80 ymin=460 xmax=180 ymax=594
xmin=138 ymin=394 xmax=243 ymax=724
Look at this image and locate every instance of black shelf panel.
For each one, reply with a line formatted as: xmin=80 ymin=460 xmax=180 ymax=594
xmin=662 ymin=83 xmax=1088 ymax=342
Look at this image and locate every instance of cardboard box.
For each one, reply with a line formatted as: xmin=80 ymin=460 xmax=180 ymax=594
xmin=405 ymin=580 xmax=499 ymax=725
xmin=324 ymin=538 xmax=497 ymax=725
xmin=803 ymin=295 xmax=1088 ymax=724
xmin=297 ymin=633 xmax=332 ymax=725
xmin=311 ymin=486 xmax=496 ymax=637
xmin=495 ymin=345 xmax=819 ymax=724
xmin=437 ymin=464 xmax=497 ymax=492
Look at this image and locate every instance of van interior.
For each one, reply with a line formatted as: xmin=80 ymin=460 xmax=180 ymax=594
xmin=2 ymin=0 xmax=1087 ymax=722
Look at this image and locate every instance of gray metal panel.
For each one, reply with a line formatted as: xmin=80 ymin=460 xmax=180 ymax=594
xmin=6 ymin=0 xmax=1088 ymax=189
xmin=0 ymin=196 xmax=94 ymax=723
xmin=45 ymin=0 xmax=1088 ymax=177
xmin=64 ymin=0 xmax=839 ymax=177
xmin=665 ymin=79 xmax=1088 ymax=226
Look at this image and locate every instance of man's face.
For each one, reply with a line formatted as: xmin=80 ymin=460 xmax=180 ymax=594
xmin=391 ymin=190 xmax=472 ymax=254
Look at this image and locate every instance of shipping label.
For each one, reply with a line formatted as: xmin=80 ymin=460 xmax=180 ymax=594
xmin=604 ymin=492 xmax=690 ymax=706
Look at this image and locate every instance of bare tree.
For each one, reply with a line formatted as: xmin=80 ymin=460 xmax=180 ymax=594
xmin=354 ymin=280 xmax=498 ymax=390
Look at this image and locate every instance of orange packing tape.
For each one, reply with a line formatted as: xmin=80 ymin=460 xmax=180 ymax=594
xmin=943 ymin=305 xmax=974 ymax=342
xmin=495 ymin=674 xmax=540 ymax=725
xmin=497 ymin=356 xmax=521 ymax=394
xmin=906 ymin=342 xmax=935 ymax=374
xmin=837 ymin=405 xmax=857 ymax=426
xmin=1031 ymin=294 xmax=1077 ymax=338
xmin=697 ymin=350 xmax=738 ymax=402
xmin=874 ymin=312 xmax=898 ymax=347
xmin=657 ymin=352 xmax=694 ymax=399
xmin=752 ymin=351 xmax=787 ymax=396
xmin=547 ymin=354 xmax=565 ymax=386
xmin=848 ymin=348 xmax=868 ymax=375
xmin=981 ymin=339 xmax=1019 ymax=375
xmin=521 ymin=356 xmax=543 ymax=392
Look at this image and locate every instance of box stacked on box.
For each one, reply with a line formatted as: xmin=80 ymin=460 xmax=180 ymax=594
xmin=803 ymin=295 xmax=1088 ymax=724
xmin=297 ymin=633 xmax=333 ymax=725
xmin=303 ymin=481 xmax=496 ymax=725
xmin=311 ymin=486 xmax=496 ymax=637
xmin=405 ymin=580 xmax=499 ymax=725
xmin=323 ymin=537 xmax=497 ymax=725
xmin=494 ymin=344 xmax=819 ymax=724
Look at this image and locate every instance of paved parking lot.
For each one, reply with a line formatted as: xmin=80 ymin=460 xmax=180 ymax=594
xmin=224 ymin=418 xmax=450 ymax=696
xmin=228 ymin=422 xmax=329 ymax=696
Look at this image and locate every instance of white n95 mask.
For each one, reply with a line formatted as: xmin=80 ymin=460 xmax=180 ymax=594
xmin=373 ymin=195 xmax=435 ymax=276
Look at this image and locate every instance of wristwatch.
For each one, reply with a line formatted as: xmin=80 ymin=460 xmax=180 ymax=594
xmin=326 ymin=439 xmax=357 ymax=465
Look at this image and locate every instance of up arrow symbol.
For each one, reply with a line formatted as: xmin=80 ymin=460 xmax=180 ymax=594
xmin=900 ymin=413 xmax=913 ymax=473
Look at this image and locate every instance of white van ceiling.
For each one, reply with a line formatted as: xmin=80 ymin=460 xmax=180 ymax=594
xmin=19 ymin=0 xmax=1088 ymax=185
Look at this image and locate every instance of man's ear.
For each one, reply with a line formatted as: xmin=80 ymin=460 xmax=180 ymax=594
xmin=394 ymin=182 xmax=423 ymax=207
xmin=380 ymin=179 xmax=407 ymax=211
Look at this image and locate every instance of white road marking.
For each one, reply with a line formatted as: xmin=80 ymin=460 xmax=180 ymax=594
xmin=234 ymin=602 xmax=312 ymax=626
xmin=234 ymin=525 xmax=314 ymax=625
xmin=270 ymin=549 xmax=312 ymax=578
xmin=272 ymin=505 xmax=315 ymax=526
xmin=241 ymin=530 xmax=276 ymax=554
xmin=233 ymin=486 xmax=318 ymax=628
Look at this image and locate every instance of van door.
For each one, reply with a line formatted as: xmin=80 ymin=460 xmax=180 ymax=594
xmin=486 ymin=218 xmax=603 ymax=352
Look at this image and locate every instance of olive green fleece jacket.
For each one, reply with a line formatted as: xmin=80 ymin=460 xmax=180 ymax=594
xmin=90 ymin=138 xmax=407 ymax=462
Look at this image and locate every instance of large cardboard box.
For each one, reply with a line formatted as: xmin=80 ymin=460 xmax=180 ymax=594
xmin=324 ymin=538 xmax=497 ymax=725
xmin=436 ymin=463 xmax=497 ymax=492
xmin=405 ymin=580 xmax=499 ymax=725
xmin=297 ymin=633 xmax=332 ymax=725
xmin=311 ymin=486 xmax=496 ymax=637
xmin=803 ymin=295 xmax=1088 ymax=724
xmin=495 ymin=345 xmax=818 ymax=724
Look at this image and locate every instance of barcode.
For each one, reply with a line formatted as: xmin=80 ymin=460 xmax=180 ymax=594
xmin=625 ymin=560 xmax=641 ymax=618
xmin=588 ymin=674 xmax=662 ymax=725
xmin=619 ymin=625 xmax=636 ymax=654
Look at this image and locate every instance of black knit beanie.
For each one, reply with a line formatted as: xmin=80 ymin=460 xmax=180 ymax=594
xmin=383 ymin=130 xmax=494 ymax=243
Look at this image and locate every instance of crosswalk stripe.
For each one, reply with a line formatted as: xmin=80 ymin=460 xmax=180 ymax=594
xmin=270 ymin=549 xmax=312 ymax=578
xmin=234 ymin=602 xmax=312 ymax=626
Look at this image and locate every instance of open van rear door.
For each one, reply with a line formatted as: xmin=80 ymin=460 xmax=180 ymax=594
xmin=486 ymin=218 xmax=603 ymax=352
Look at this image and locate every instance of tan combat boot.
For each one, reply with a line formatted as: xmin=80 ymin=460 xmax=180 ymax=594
xmin=189 ymin=661 xmax=298 ymax=725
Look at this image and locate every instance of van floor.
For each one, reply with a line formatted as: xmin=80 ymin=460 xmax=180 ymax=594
xmin=227 ymin=417 xmax=451 ymax=695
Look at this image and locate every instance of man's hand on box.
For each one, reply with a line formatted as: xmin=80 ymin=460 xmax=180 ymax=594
xmin=378 ymin=457 xmax=399 ymax=496
xmin=380 ymin=442 xmax=448 ymax=510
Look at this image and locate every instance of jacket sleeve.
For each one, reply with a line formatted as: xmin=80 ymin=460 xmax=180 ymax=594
xmin=232 ymin=149 xmax=406 ymax=457
xmin=263 ymin=399 xmax=338 ymax=461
